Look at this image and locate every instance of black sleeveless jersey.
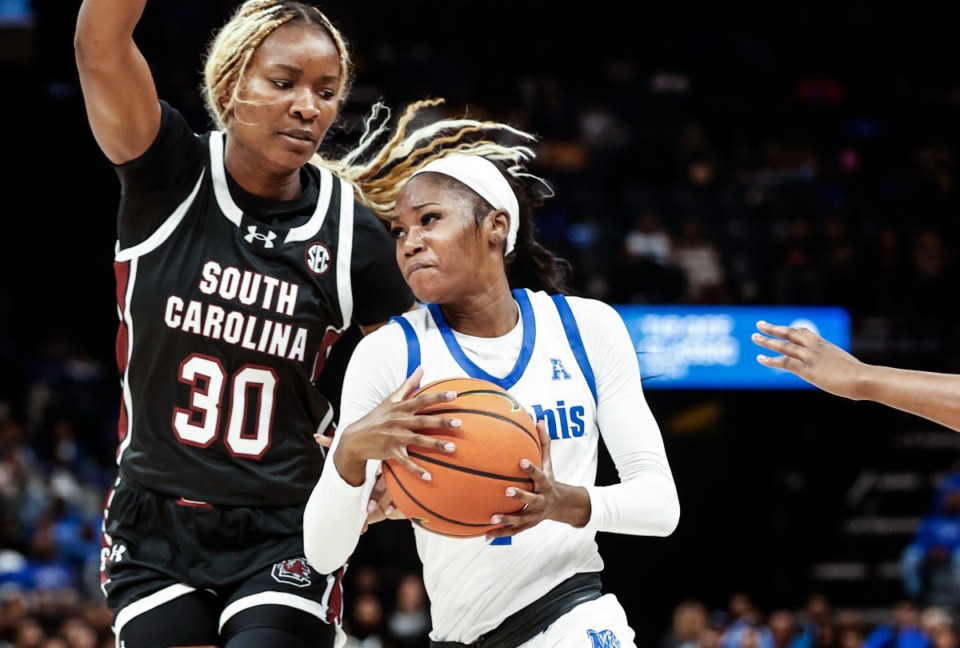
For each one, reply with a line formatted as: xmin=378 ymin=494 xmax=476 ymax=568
xmin=110 ymin=102 xmax=414 ymax=506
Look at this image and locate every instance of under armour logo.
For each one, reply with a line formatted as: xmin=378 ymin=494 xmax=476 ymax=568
xmin=550 ymin=358 xmax=571 ymax=381
xmin=245 ymin=226 xmax=278 ymax=248
xmin=103 ymin=543 xmax=126 ymax=564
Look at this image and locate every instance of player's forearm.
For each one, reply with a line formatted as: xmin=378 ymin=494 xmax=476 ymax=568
xmin=586 ymin=473 xmax=680 ymax=537
xmin=303 ymin=467 xmax=368 ymax=574
xmin=858 ymin=365 xmax=960 ymax=432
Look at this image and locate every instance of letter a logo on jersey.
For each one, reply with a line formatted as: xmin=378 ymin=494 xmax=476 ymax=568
xmin=550 ymin=358 xmax=571 ymax=381
xmin=306 ymin=242 xmax=332 ymax=276
xmin=272 ymin=558 xmax=313 ymax=587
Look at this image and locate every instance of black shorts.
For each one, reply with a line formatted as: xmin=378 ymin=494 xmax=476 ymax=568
xmin=101 ymin=474 xmax=346 ymax=644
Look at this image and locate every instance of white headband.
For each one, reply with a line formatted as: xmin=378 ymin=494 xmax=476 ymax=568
xmin=411 ymin=155 xmax=520 ymax=255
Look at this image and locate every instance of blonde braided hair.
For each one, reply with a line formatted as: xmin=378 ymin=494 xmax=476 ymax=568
xmin=323 ymin=98 xmax=549 ymax=221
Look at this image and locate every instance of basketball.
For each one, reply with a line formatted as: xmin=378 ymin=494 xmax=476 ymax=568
xmin=382 ymin=377 xmax=542 ymax=538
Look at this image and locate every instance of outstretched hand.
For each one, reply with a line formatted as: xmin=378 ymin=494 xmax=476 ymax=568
xmin=333 ymin=366 xmax=461 ymax=486
xmin=752 ymin=320 xmax=864 ymax=400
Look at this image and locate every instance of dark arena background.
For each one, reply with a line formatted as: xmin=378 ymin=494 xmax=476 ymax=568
xmin=1 ymin=1 xmax=959 ymax=646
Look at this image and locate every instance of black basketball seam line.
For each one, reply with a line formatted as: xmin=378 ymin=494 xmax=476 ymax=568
xmin=384 ymin=462 xmax=497 ymax=529
xmin=407 ymin=451 xmax=534 ymax=484
xmin=412 ymin=379 xmax=498 ymax=399
xmin=423 ymin=407 xmax=540 ymax=446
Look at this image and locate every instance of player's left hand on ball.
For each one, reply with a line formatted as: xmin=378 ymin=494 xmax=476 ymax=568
xmin=484 ymin=421 xmax=561 ymax=540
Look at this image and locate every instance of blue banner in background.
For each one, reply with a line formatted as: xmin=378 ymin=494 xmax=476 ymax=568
xmin=613 ymin=305 xmax=851 ymax=390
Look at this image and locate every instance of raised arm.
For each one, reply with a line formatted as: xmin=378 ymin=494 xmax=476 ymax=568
xmin=74 ymin=0 xmax=161 ymax=164
xmin=753 ymin=320 xmax=960 ymax=433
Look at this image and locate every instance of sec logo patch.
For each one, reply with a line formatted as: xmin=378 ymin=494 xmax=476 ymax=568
xmin=305 ymin=243 xmax=332 ymax=276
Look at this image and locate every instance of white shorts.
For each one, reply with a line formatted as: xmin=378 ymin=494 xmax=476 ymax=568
xmin=519 ymin=594 xmax=636 ymax=648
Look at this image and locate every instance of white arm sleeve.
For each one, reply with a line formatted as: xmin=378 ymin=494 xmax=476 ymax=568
xmin=572 ymin=298 xmax=680 ymax=537
xmin=303 ymin=323 xmax=409 ymax=574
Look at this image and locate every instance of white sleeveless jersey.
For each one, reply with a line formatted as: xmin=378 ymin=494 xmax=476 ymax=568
xmin=304 ymin=288 xmax=679 ymax=644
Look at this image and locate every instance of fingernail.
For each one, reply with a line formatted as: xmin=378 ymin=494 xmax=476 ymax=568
xmin=385 ymin=505 xmax=395 ymax=515
xmin=445 ymin=391 xmax=457 ymax=400
xmin=758 ymin=320 xmax=767 ymax=325
xmin=520 ymin=459 xmax=530 ymax=469
xmin=366 ymin=500 xmax=377 ymax=514
xmin=491 ymin=516 xmax=502 ymax=524
xmin=422 ymin=472 xmax=432 ymax=481
xmin=444 ymin=442 xmax=456 ymax=452
xmin=506 ymin=488 xmax=516 ymax=497
xmin=450 ymin=419 xmax=462 ymax=428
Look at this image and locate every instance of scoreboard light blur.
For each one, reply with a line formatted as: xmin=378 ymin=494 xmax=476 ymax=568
xmin=613 ymin=305 xmax=851 ymax=390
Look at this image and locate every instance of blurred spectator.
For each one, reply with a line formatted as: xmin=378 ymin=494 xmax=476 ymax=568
xmin=788 ymin=594 xmax=832 ymax=648
xmin=22 ymin=337 xmax=115 ymax=469
xmin=661 ymin=599 xmax=710 ymax=648
xmin=12 ymin=616 xmax=46 ymax=647
xmin=767 ymin=609 xmax=799 ymax=648
xmin=385 ymin=573 xmax=430 ymax=648
xmin=818 ymin=215 xmax=861 ymax=308
xmin=773 ymin=217 xmax=822 ymax=305
xmin=921 ymin=608 xmax=957 ymax=648
xmin=345 ymin=593 xmax=386 ymax=648
xmin=835 ymin=611 xmax=866 ymax=648
xmin=618 ymin=208 xmax=685 ymax=303
xmin=720 ymin=593 xmax=773 ymax=648
xmin=863 ymin=601 xmax=933 ymax=648
xmin=904 ymin=228 xmax=956 ymax=321
xmin=901 ymin=487 xmax=960 ymax=606
xmin=0 ymin=407 xmax=47 ymax=549
xmin=673 ymin=218 xmax=728 ymax=304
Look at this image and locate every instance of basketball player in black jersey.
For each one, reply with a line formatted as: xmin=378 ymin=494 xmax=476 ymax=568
xmin=75 ymin=1 xmax=416 ymax=646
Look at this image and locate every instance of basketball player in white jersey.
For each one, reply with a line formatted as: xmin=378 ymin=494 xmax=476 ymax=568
xmin=303 ymin=99 xmax=681 ymax=648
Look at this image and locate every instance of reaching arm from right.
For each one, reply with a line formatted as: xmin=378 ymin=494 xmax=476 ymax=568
xmin=753 ymin=320 xmax=960 ymax=433
xmin=75 ymin=0 xmax=161 ymax=164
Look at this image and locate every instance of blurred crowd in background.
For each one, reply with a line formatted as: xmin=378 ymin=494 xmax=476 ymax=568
xmin=2 ymin=0 xmax=960 ymax=646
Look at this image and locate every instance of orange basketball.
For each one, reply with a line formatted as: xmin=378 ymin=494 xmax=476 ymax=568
xmin=382 ymin=377 xmax=542 ymax=538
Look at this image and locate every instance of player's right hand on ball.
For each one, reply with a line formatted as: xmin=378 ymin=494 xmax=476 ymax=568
xmin=333 ymin=366 xmax=459 ymax=485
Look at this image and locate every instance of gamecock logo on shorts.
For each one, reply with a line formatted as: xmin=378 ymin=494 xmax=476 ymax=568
xmin=272 ymin=558 xmax=313 ymax=587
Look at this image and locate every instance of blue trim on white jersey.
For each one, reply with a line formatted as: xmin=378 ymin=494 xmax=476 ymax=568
xmin=551 ymin=294 xmax=598 ymax=404
xmin=391 ymin=315 xmax=420 ymax=379
xmin=425 ymin=289 xmax=536 ymax=390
